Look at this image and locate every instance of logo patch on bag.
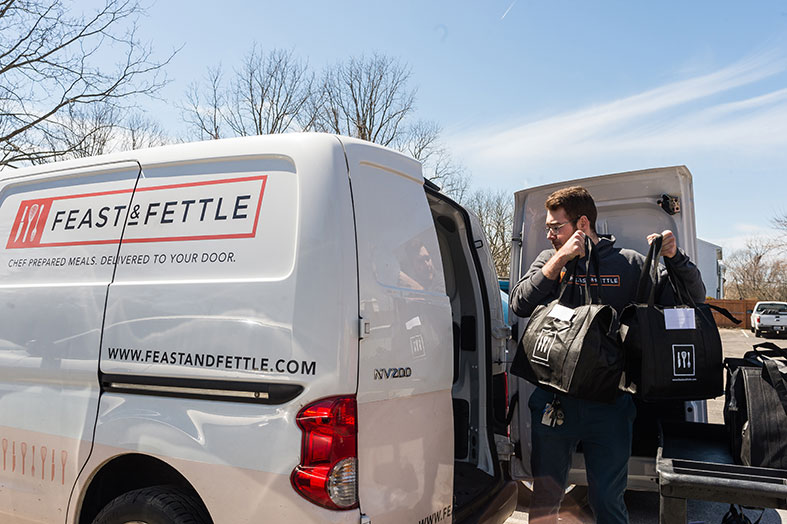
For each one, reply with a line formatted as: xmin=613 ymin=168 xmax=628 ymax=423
xmin=532 ymin=330 xmax=556 ymax=365
xmin=672 ymin=344 xmax=696 ymax=378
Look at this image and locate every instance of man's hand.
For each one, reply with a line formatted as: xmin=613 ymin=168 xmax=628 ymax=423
xmin=558 ymin=230 xmax=587 ymax=261
xmin=647 ymin=229 xmax=677 ymax=258
xmin=541 ymin=230 xmax=586 ymax=280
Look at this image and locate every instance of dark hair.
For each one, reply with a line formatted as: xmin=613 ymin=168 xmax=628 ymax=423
xmin=544 ymin=186 xmax=597 ymax=232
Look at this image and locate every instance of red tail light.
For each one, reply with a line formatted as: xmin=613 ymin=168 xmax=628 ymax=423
xmin=291 ymin=396 xmax=358 ymax=510
xmin=756 ymin=315 xmax=761 ymax=323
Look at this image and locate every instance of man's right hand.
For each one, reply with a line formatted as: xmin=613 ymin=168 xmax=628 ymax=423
xmin=557 ymin=230 xmax=586 ymax=262
xmin=541 ymin=230 xmax=586 ymax=280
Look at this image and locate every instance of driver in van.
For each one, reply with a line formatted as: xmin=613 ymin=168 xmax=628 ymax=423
xmin=510 ymin=186 xmax=705 ymax=524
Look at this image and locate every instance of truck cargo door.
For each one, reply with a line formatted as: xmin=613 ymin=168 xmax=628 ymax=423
xmin=507 ymin=165 xmax=699 ymax=480
xmin=0 ymin=161 xmax=141 ymax=522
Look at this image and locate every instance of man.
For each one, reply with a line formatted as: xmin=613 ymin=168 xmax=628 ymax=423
xmin=509 ymin=186 xmax=704 ymax=524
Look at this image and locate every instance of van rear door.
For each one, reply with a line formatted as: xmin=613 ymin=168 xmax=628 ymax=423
xmin=507 ymin=165 xmax=701 ymax=485
xmin=0 ymin=161 xmax=140 ymax=522
xmin=342 ymin=139 xmax=455 ymax=524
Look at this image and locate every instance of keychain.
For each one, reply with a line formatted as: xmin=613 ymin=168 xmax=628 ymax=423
xmin=541 ymin=396 xmax=565 ymax=427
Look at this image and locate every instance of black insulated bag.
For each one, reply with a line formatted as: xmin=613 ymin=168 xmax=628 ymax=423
xmin=510 ymin=239 xmax=624 ymax=403
xmin=619 ymin=234 xmax=730 ymax=401
xmin=724 ymin=342 xmax=787 ymax=470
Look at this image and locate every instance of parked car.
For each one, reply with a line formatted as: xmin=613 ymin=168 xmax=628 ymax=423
xmin=750 ymin=301 xmax=787 ymax=337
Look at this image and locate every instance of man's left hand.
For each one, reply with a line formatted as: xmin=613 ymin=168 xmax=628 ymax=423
xmin=647 ymin=230 xmax=677 ymax=258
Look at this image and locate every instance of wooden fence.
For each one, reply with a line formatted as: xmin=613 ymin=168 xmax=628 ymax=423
xmin=705 ymin=298 xmax=758 ymax=330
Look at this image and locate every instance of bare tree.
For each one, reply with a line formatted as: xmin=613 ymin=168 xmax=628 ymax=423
xmin=773 ymin=211 xmax=787 ymax=246
xmin=1 ymin=0 xmax=173 ymax=166
xmin=181 ymin=47 xmax=313 ymax=140
xmin=51 ymin=103 xmax=120 ymax=160
xmin=227 ymin=47 xmax=313 ymax=135
xmin=395 ymin=120 xmax=471 ymax=200
xmin=123 ymin=112 xmax=168 ymax=150
xmin=724 ymin=237 xmax=787 ymax=300
xmin=311 ymin=54 xmax=415 ymax=146
xmin=465 ymin=188 xmax=514 ymax=279
xmin=182 ymin=66 xmax=226 ymax=140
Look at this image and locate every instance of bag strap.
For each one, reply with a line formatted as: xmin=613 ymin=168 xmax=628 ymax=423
xmin=721 ymin=504 xmax=764 ymax=524
xmin=586 ymin=236 xmax=604 ymax=304
xmin=722 ymin=504 xmax=751 ymax=524
xmin=634 ymin=234 xmax=662 ymax=306
xmin=762 ymin=358 xmax=787 ymax=417
xmin=706 ymin=303 xmax=742 ymax=325
xmin=557 ymin=236 xmax=596 ymax=306
xmin=557 ymin=253 xmax=580 ymax=304
xmin=753 ymin=341 xmax=787 ymax=357
xmin=664 ymin=256 xmax=696 ymax=308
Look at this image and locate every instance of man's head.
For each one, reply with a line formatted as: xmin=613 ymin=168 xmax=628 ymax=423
xmin=544 ymin=186 xmax=597 ymax=250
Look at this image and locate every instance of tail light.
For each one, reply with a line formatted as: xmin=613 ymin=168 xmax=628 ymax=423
xmin=291 ymin=396 xmax=358 ymax=510
xmin=756 ymin=315 xmax=761 ymax=324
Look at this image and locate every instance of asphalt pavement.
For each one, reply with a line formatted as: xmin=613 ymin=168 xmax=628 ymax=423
xmin=504 ymin=328 xmax=787 ymax=524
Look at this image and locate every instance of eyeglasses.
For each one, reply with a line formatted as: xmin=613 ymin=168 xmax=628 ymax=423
xmin=544 ymin=221 xmax=574 ymax=235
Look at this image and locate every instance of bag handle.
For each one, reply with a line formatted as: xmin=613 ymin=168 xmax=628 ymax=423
xmin=557 ymin=252 xmax=580 ymax=304
xmin=762 ymin=358 xmax=787 ymax=417
xmin=556 ymin=236 xmax=597 ymax=306
xmin=664 ymin=257 xmax=695 ymax=307
xmin=753 ymin=341 xmax=787 ymax=357
xmin=586 ymin=236 xmax=603 ymax=305
xmin=634 ymin=233 xmax=662 ymax=306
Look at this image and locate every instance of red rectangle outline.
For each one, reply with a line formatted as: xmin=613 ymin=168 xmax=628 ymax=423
xmin=11 ymin=175 xmax=267 ymax=248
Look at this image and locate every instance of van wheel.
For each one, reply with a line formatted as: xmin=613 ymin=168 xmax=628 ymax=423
xmin=92 ymin=486 xmax=211 ymax=524
xmin=755 ymin=329 xmax=761 ymax=338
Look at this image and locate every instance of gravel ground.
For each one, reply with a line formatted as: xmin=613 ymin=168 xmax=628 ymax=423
xmin=504 ymin=328 xmax=787 ymax=524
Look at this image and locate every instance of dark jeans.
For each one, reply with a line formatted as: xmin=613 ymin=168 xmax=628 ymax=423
xmin=528 ymin=388 xmax=636 ymax=524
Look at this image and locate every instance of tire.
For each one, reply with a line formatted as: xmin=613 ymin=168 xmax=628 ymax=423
xmin=755 ymin=329 xmax=761 ymax=338
xmin=92 ymin=486 xmax=211 ymax=524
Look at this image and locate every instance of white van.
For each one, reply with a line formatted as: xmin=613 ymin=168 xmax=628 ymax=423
xmin=0 ymin=134 xmax=518 ymax=524
xmin=507 ymin=165 xmax=707 ymax=494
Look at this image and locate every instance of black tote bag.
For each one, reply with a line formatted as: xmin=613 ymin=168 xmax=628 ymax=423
xmin=619 ymin=235 xmax=727 ymax=401
xmin=724 ymin=342 xmax=787 ymax=469
xmin=510 ymin=240 xmax=624 ymax=403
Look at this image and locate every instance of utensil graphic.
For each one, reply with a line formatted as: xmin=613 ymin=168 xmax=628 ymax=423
xmin=40 ymin=446 xmax=47 ymax=479
xmin=13 ymin=206 xmax=28 ymax=243
xmin=51 ymin=449 xmax=55 ymax=481
xmin=2 ymin=438 xmax=7 ymax=470
xmin=61 ymin=450 xmax=67 ymax=485
xmin=21 ymin=442 xmax=26 ymax=475
xmin=12 ymin=441 xmax=15 ymax=472
xmin=30 ymin=204 xmax=44 ymax=242
xmin=31 ymin=445 xmax=35 ymax=477
xmin=24 ymin=204 xmax=39 ymax=243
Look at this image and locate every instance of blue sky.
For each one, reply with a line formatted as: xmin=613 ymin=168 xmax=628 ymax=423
xmin=129 ymin=1 xmax=787 ymax=253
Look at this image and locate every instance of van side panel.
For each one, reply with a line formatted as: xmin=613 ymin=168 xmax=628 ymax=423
xmin=344 ymin=141 xmax=454 ymax=524
xmin=71 ymin=395 xmax=359 ymax=524
xmin=87 ymin=137 xmax=359 ymax=522
xmin=0 ymin=163 xmax=140 ymax=522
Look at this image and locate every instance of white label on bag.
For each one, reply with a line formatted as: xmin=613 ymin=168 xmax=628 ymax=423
xmin=665 ymin=308 xmax=696 ymax=330
xmin=548 ymin=304 xmax=575 ymax=322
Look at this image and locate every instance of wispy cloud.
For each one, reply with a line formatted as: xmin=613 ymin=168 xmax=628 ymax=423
xmin=450 ymin=48 xmax=787 ymax=166
xmin=501 ymin=0 xmax=518 ymax=20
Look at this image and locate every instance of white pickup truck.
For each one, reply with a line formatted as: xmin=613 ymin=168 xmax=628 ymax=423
xmin=751 ymin=301 xmax=787 ymax=337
